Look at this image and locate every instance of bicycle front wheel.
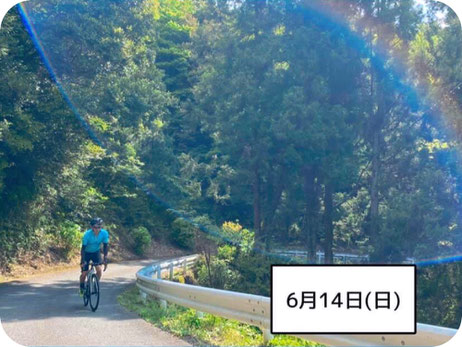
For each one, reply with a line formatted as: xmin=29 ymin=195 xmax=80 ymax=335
xmin=89 ymin=274 xmax=100 ymax=312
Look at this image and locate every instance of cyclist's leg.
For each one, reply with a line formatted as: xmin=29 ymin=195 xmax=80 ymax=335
xmin=92 ymin=251 xmax=103 ymax=280
xmin=95 ymin=265 xmax=102 ymax=280
xmin=80 ymin=271 xmax=88 ymax=295
xmin=80 ymin=253 xmax=90 ymax=292
xmin=89 ymin=251 xmax=103 ymax=280
xmin=80 ymin=270 xmax=88 ymax=283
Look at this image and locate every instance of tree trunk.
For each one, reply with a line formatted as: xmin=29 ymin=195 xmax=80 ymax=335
xmin=253 ymin=165 xmax=261 ymax=241
xmin=369 ymin=78 xmax=389 ymax=258
xmin=264 ymin=166 xmax=286 ymax=250
xmin=370 ymin=128 xmax=380 ymax=241
xmin=324 ymin=181 xmax=334 ymax=264
xmin=367 ymin=30 xmax=380 ymax=258
xmin=303 ymin=165 xmax=318 ymax=263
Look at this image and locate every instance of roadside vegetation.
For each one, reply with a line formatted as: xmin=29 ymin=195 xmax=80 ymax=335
xmin=118 ymin=285 xmax=320 ymax=347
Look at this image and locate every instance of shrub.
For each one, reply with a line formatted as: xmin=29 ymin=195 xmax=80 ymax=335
xmin=221 ymin=221 xmax=254 ymax=253
xmin=57 ymin=221 xmax=82 ymax=258
xmin=132 ymin=226 xmax=152 ymax=256
xmin=170 ymin=218 xmax=195 ymax=249
xmin=195 ymin=248 xmax=240 ymax=290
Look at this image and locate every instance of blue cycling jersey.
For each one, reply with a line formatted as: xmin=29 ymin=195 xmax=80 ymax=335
xmin=82 ymin=229 xmax=109 ymax=253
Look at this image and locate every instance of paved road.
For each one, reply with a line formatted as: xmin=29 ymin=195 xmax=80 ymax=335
xmin=0 ymin=260 xmax=191 ymax=346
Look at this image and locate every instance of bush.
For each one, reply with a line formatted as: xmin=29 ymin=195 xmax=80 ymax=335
xmin=132 ymin=226 xmax=152 ymax=256
xmin=220 ymin=221 xmax=254 ymax=253
xmin=196 ymin=257 xmax=240 ymax=290
xmin=170 ymin=218 xmax=195 ymax=249
xmin=194 ymin=246 xmax=240 ymax=290
xmin=57 ymin=221 xmax=82 ymax=258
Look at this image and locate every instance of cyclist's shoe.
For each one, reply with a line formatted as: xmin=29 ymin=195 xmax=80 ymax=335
xmin=79 ymin=288 xmax=84 ymax=297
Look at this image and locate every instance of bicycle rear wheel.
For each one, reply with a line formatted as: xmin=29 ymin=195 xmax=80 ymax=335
xmin=89 ymin=273 xmax=100 ymax=311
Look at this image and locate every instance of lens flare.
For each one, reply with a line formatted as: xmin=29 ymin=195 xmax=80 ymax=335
xmin=415 ymin=254 xmax=462 ymax=267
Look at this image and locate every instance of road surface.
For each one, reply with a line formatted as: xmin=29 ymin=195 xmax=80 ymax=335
xmin=0 ymin=259 xmax=190 ymax=346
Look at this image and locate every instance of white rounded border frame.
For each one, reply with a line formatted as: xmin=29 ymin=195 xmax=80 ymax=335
xmin=0 ymin=0 xmax=28 ymax=29
xmin=0 ymin=0 xmax=461 ymax=346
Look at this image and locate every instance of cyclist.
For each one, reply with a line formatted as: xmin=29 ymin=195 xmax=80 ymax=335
xmin=79 ymin=217 xmax=109 ymax=296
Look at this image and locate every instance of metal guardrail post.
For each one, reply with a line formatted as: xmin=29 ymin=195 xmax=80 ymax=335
xmin=263 ymin=329 xmax=273 ymax=345
xmin=157 ymin=265 xmax=162 ymax=279
xmin=156 ymin=265 xmax=167 ymax=308
xmin=140 ymin=290 xmax=147 ymax=303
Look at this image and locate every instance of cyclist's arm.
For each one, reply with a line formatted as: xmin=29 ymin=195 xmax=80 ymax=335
xmin=81 ymin=232 xmax=88 ymax=265
xmin=103 ymin=243 xmax=108 ymax=262
xmin=103 ymin=230 xmax=109 ymax=263
xmin=80 ymin=245 xmax=86 ymax=265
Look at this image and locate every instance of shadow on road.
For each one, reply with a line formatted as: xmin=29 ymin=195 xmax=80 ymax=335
xmin=0 ymin=266 xmax=146 ymax=323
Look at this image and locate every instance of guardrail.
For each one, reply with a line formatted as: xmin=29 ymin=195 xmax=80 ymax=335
xmin=274 ymin=250 xmax=370 ymax=263
xmin=274 ymin=250 xmax=416 ymax=264
xmin=136 ymin=255 xmax=458 ymax=346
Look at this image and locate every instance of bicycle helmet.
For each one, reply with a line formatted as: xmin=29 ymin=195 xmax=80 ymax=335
xmin=90 ymin=217 xmax=103 ymax=226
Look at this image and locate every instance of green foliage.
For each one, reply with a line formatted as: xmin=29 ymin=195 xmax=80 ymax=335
xmin=268 ymin=335 xmax=321 ymax=347
xmin=194 ymin=221 xmax=273 ymax=294
xmin=88 ymin=116 xmax=110 ymax=133
xmin=56 ymin=221 xmax=82 ymax=258
xmin=220 ymin=221 xmax=255 ymax=253
xmin=195 ymin=248 xmax=240 ymax=290
xmin=417 ymin=263 xmax=462 ymax=329
xmin=151 ymin=0 xmax=197 ymax=100
xmin=118 ymin=286 xmax=320 ymax=346
xmin=132 ymin=226 xmax=152 ymax=256
xmin=170 ymin=218 xmax=195 ymax=249
xmin=231 ymin=252 xmax=275 ymax=296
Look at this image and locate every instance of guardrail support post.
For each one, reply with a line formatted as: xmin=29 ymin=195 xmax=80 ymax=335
xmin=157 ymin=265 xmax=162 ymax=279
xmin=169 ymin=263 xmax=174 ymax=280
xmin=154 ymin=266 xmax=158 ymax=278
xmin=159 ymin=299 xmax=167 ymax=310
xmin=140 ymin=291 xmax=147 ymax=303
xmin=183 ymin=259 xmax=187 ymax=275
xmin=263 ymin=329 xmax=273 ymax=345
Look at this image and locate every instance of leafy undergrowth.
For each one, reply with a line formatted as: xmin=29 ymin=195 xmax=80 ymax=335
xmin=118 ymin=285 xmax=322 ymax=346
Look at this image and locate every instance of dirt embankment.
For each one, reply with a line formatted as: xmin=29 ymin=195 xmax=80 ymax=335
xmin=0 ymin=237 xmax=188 ymax=283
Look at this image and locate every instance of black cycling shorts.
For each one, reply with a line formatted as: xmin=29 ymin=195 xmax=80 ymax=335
xmin=82 ymin=251 xmax=102 ymax=271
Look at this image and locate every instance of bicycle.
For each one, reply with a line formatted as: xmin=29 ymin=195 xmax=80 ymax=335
xmin=82 ymin=260 xmax=106 ymax=311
